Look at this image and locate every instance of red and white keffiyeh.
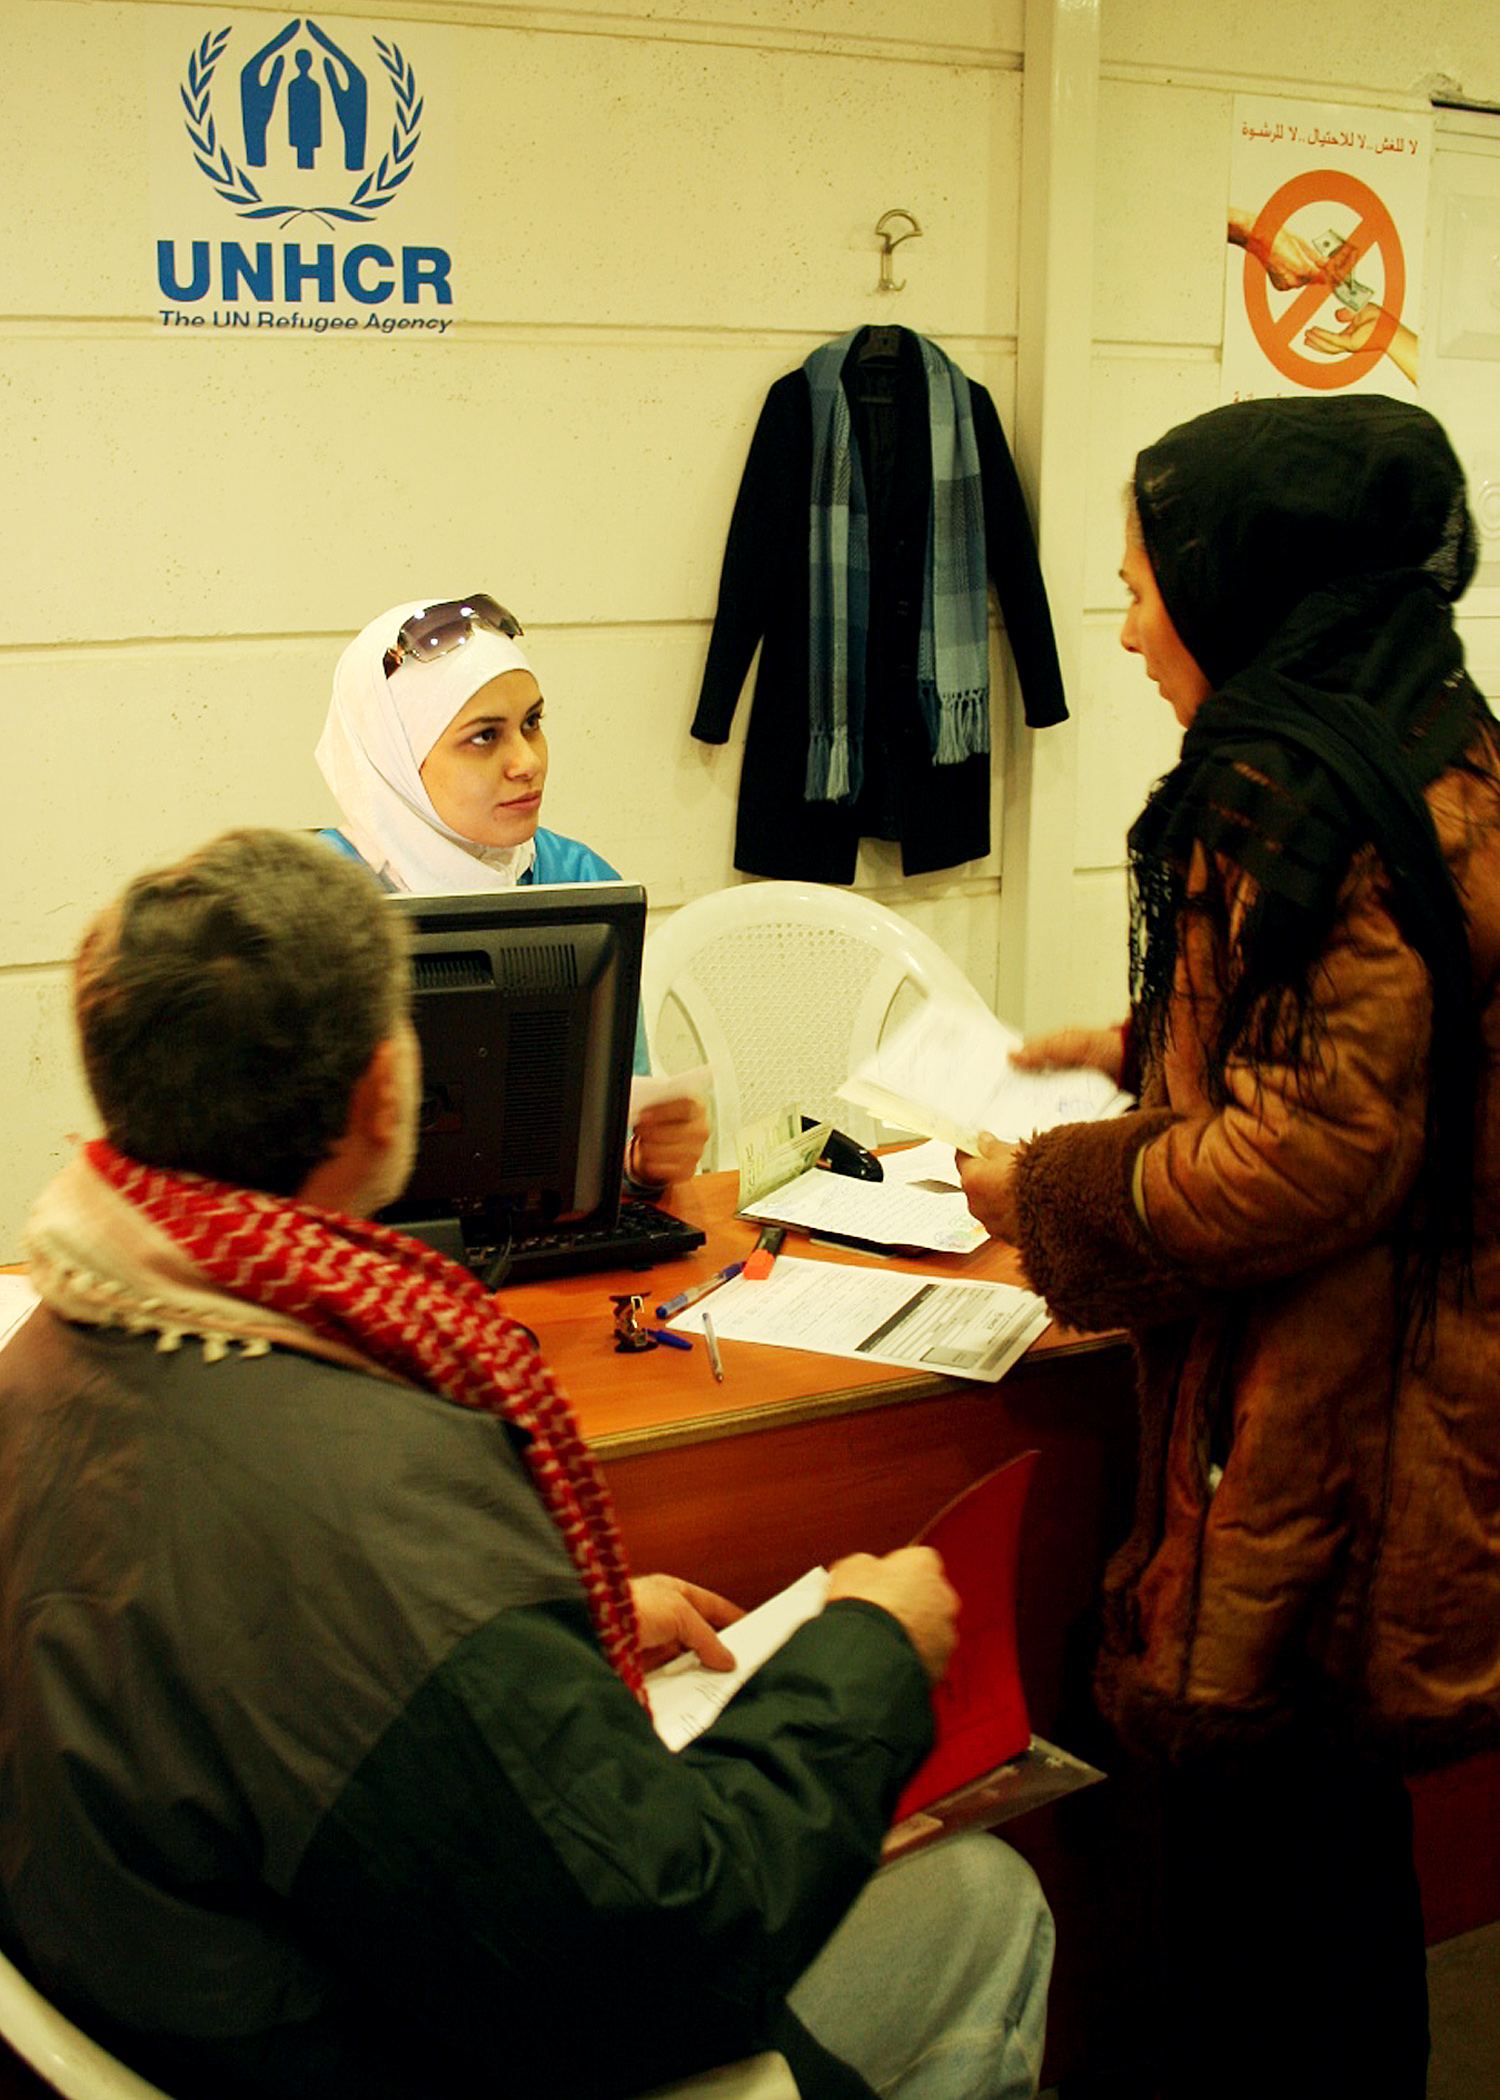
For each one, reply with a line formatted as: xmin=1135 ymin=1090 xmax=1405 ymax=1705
xmin=27 ymin=1140 xmax=643 ymax=1696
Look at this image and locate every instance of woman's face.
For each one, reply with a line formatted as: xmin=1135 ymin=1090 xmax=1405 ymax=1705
xmin=1120 ymin=537 xmax=1211 ymax=730
xmin=418 ymin=670 xmax=549 ymax=847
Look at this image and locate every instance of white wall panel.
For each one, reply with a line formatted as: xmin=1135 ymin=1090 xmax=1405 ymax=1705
xmin=6 ymin=333 xmax=1021 ymax=645
xmin=1094 ymin=82 xmax=1231 ymax=348
xmin=1073 ymin=616 xmax=1184 ymax=871
xmin=439 ymin=0 xmax=1025 ymax=49
xmin=1102 ymin=0 xmax=1500 ymax=101
xmin=0 ymin=642 xmax=347 ymax=963
xmin=1065 ymin=866 xmax=1131 ymax=1021
xmin=0 ymin=975 xmax=97 ymax=1258
xmin=447 ymin=39 xmax=1023 ymax=335
xmin=1084 ymin=352 xmax=1219 ymax=610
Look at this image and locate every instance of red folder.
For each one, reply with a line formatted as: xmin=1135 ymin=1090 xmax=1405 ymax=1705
xmin=891 ymin=1450 xmax=1038 ymax=1825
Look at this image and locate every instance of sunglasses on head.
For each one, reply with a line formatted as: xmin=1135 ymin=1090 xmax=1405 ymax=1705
xmin=383 ymin=594 xmax=524 ymax=677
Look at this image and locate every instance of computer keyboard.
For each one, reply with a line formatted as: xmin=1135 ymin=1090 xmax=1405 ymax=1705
xmin=491 ymin=1198 xmax=707 ymax=1285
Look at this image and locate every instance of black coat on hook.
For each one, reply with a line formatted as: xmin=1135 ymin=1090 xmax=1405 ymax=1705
xmin=691 ymin=326 xmax=1068 ymax=884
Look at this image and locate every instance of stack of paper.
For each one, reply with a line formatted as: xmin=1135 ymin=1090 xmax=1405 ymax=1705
xmin=739 ymin=1167 xmax=988 ymax=1257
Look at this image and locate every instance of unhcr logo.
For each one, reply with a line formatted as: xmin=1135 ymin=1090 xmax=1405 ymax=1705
xmin=157 ymin=18 xmax=454 ymax=325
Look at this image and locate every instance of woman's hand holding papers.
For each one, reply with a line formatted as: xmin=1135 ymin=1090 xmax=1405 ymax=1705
xmin=958 ymin=1024 xmax=1132 ymax=1246
xmin=827 ymin=1547 xmax=959 ymax=1686
xmin=631 ymin=1573 xmax=745 ymax=1672
xmin=955 ymin=1133 xmax=1022 ymax=1248
xmin=1008 ymin=1028 xmax=1126 ymax=1084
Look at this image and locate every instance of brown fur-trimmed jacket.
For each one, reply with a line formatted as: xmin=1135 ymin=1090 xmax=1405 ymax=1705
xmin=1013 ymin=751 xmax=1500 ymax=1769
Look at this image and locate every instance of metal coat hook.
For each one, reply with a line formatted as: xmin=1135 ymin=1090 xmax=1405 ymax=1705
xmin=874 ymin=209 xmax=922 ymax=293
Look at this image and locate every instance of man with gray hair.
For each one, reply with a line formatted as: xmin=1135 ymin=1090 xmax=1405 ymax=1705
xmin=0 ymin=829 xmax=1052 ymax=2100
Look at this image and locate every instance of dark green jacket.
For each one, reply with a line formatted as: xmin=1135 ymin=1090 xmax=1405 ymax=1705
xmin=0 ymin=1314 xmax=932 ymax=2098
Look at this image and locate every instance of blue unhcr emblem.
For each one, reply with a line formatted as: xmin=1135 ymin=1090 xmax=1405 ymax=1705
xmin=180 ymin=19 xmax=422 ymax=226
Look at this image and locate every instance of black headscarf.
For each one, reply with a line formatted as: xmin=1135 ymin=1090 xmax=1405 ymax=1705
xmin=1125 ymin=396 xmax=1490 ymax=1337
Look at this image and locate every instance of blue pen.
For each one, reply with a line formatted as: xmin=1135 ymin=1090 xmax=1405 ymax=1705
xmin=649 ymin=1328 xmax=694 ymax=1352
xmin=655 ymin=1261 xmax=744 ymax=1321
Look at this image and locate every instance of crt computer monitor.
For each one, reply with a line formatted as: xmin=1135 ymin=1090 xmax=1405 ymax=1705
xmin=380 ymin=883 xmax=646 ymax=1263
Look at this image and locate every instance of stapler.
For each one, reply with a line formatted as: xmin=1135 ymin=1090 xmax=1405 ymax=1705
xmin=801 ymin=1116 xmax=883 ymax=1181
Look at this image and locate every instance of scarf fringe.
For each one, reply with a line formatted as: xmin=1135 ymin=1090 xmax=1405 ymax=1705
xmin=30 ymin=1248 xmax=278 ymax=1363
xmin=806 ymin=727 xmax=853 ymax=803
xmin=927 ymin=686 xmax=992 ymax=766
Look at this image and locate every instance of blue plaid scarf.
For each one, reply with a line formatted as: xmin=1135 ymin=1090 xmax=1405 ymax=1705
xmin=804 ymin=330 xmax=991 ymax=803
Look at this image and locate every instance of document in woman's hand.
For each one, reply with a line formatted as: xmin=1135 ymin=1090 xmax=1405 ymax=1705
xmin=838 ymin=1001 xmax=1132 ymax=1153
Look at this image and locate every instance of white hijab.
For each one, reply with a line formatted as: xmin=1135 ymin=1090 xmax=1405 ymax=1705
xmin=316 ymin=599 xmax=541 ymax=893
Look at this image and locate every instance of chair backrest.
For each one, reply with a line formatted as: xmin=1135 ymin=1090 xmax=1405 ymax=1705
xmin=0 ymin=1948 xmax=172 ymax=2100
xmin=641 ymin=2051 xmax=800 ymax=2099
xmin=641 ymin=881 xmax=991 ymax=1170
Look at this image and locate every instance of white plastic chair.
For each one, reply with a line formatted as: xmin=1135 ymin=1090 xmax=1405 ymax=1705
xmin=641 ymin=880 xmax=991 ymax=1169
xmin=0 ymin=1941 xmax=798 ymax=2100
xmin=0 ymin=1947 xmax=170 ymax=2098
xmin=642 ymin=2053 xmax=800 ymax=2099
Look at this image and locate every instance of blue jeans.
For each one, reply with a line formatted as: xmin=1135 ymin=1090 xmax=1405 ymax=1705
xmin=788 ymin=1833 xmax=1054 ymax=2100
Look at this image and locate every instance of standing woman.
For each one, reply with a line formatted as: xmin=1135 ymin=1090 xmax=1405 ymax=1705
xmin=958 ymin=397 xmax=1500 ymax=2099
xmin=317 ymin=594 xmax=707 ymax=1189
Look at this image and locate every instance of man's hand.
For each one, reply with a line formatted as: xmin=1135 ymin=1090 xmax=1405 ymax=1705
xmin=955 ymin=1132 xmax=1020 ymax=1244
xmin=629 ymin=1095 xmax=710 ymax=1189
xmin=1259 ymin=226 xmax=1355 ymax=291
xmin=826 ymin=1546 xmax=959 ymax=1686
xmin=1008 ymin=1026 xmax=1125 ymax=1083
xmin=631 ymin=1572 xmax=744 ymax=1672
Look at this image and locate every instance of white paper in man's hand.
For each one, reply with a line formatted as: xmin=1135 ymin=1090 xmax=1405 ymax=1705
xmin=629 ymin=1064 xmax=714 ymax=1120
xmin=646 ymin=1567 xmax=831 ymax=1750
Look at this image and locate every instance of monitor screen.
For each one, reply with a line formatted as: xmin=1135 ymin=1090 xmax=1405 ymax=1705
xmin=381 ymin=883 xmax=646 ymax=1263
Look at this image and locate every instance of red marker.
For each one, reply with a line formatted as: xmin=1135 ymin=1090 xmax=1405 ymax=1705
xmin=743 ymin=1226 xmax=785 ymax=1281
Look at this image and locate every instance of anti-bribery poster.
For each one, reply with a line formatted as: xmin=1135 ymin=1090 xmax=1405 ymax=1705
xmin=1223 ymin=99 xmax=1431 ymax=402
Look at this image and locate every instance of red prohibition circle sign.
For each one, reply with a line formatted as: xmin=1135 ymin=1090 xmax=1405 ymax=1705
xmin=1243 ymin=168 xmax=1405 ymax=390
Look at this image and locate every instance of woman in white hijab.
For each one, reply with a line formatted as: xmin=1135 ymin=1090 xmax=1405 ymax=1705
xmin=317 ymin=593 xmax=707 ymax=1188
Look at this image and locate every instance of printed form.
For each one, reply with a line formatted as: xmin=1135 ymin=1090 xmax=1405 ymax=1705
xmin=739 ymin=1166 xmax=987 ymax=1255
xmin=669 ymin=1255 xmax=1048 ymax=1383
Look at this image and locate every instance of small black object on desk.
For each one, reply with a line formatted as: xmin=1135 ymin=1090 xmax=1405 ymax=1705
xmin=802 ymin=1117 xmax=883 ymax=1181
